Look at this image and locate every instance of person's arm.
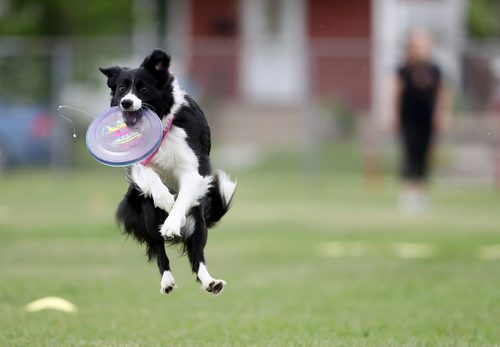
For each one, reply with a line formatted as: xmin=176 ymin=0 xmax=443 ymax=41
xmin=389 ymin=75 xmax=403 ymax=133
xmin=434 ymin=84 xmax=451 ymax=135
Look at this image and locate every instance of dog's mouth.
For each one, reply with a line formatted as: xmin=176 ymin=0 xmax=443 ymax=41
xmin=122 ymin=111 xmax=143 ymax=127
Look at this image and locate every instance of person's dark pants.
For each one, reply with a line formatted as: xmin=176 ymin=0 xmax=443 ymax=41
xmin=400 ymin=130 xmax=433 ymax=182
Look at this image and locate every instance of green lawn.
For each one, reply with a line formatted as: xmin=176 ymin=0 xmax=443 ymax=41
xmin=0 ymin=154 xmax=499 ymax=346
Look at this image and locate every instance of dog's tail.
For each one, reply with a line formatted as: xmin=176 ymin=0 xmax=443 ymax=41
xmin=204 ymin=170 xmax=236 ymax=228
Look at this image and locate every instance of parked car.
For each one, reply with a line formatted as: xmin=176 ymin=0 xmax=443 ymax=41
xmin=0 ymin=102 xmax=54 ymax=172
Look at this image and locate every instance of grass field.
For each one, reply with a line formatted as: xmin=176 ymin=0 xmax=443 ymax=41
xmin=1 ymin=149 xmax=499 ymax=346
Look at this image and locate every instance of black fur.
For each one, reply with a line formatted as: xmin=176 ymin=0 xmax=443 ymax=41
xmin=101 ymin=49 xmax=233 ymax=292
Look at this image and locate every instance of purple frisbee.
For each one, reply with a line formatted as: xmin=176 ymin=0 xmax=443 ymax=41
xmin=86 ymin=107 xmax=163 ymax=167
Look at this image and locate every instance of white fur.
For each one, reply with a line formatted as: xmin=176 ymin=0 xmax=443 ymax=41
xmin=151 ymin=127 xmax=199 ymax=176
xmin=160 ymin=210 xmax=185 ymax=238
xmin=159 ymin=172 xmax=212 ymax=238
xmin=167 ymin=77 xmax=187 ymax=124
xmin=120 ymin=92 xmax=142 ymax=111
xmin=151 ymin=126 xmax=213 ymax=238
xmin=198 ymin=263 xmax=226 ymax=295
xmin=160 ymin=270 xmax=176 ymax=294
xmin=197 ymin=263 xmax=213 ymax=285
xmin=130 ymin=165 xmax=174 ymax=212
xmin=182 ymin=215 xmax=196 ymax=239
xmin=217 ymin=170 xmax=237 ymax=206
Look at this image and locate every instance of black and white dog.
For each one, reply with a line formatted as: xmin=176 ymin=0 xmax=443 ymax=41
xmin=99 ymin=49 xmax=236 ymax=295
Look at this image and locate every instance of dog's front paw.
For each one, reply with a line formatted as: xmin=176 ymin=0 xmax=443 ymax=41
xmin=153 ymin=189 xmax=175 ymax=213
xmin=160 ymin=271 xmax=176 ymax=294
xmin=159 ymin=213 xmax=186 ymax=239
xmin=202 ymin=279 xmax=226 ymax=295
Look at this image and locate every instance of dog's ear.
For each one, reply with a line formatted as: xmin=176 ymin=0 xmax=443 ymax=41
xmin=99 ymin=66 xmax=121 ymax=90
xmin=141 ymin=49 xmax=171 ymax=75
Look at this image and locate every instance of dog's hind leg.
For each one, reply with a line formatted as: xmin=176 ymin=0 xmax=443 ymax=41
xmin=186 ymin=206 xmax=226 ymax=295
xmin=154 ymin=241 xmax=176 ymax=294
xmin=141 ymin=199 xmax=176 ymax=295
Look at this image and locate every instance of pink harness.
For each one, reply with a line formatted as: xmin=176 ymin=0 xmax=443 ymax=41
xmin=139 ymin=114 xmax=174 ymax=166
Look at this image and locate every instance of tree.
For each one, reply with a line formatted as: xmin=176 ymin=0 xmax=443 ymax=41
xmin=468 ymin=0 xmax=500 ymax=38
xmin=0 ymin=0 xmax=134 ymax=102
xmin=0 ymin=0 xmax=133 ymax=36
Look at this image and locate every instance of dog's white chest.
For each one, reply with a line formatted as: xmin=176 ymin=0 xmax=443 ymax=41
xmin=150 ymin=126 xmax=199 ymax=188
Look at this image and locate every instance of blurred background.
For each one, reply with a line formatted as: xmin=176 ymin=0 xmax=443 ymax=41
xmin=0 ymin=1 xmax=499 ymax=346
xmin=0 ymin=0 xmax=499 ymax=181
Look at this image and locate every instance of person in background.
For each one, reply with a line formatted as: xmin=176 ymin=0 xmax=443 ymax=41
xmin=391 ymin=28 xmax=450 ymax=214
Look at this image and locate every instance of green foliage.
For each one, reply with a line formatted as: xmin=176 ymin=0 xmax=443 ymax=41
xmin=0 ymin=0 xmax=135 ymax=102
xmin=468 ymin=0 xmax=500 ymax=38
xmin=0 ymin=0 xmax=133 ymax=36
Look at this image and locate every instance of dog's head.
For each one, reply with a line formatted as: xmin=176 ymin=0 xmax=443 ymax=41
xmin=99 ymin=49 xmax=174 ymax=126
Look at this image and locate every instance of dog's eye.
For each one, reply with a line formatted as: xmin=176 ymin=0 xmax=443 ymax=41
xmin=140 ymin=87 xmax=149 ymax=93
xmin=118 ymin=86 xmax=126 ymax=93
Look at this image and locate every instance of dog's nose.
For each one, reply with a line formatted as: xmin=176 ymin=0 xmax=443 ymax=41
xmin=121 ymin=99 xmax=133 ymax=109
